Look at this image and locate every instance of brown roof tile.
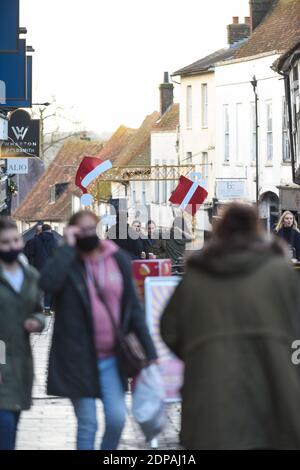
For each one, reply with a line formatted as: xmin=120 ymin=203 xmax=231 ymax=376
xmin=152 ymin=104 xmax=179 ymax=132
xmin=235 ymin=0 xmax=300 ymax=60
xmin=116 ymin=111 xmax=160 ymax=166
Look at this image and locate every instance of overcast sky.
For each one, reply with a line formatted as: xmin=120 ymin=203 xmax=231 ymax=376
xmin=21 ymin=0 xmax=249 ymax=133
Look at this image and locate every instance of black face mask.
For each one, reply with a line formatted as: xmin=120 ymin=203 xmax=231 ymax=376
xmin=76 ymin=235 xmax=99 ymax=253
xmin=0 ymin=249 xmax=21 ymax=264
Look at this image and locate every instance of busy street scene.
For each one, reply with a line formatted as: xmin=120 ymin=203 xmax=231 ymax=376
xmin=2 ymin=0 xmax=300 ymax=459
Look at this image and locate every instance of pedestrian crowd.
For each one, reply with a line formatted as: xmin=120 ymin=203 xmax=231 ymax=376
xmin=1 ymin=203 xmax=300 ymax=450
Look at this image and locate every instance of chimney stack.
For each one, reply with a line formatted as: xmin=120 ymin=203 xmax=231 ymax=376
xmin=227 ymin=17 xmax=250 ymax=47
xmin=159 ymin=72 xmax=174 ymax=116
xmin=250 ymin=0 xmax=275 ymax=32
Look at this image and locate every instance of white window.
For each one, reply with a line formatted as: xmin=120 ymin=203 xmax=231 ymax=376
xmin=161 ymin=160 xmax=168 ymax=204
xmin=201 ymin=152 xmax=209 ymax=188
xmin=186 ymin=85 xmax=192 ymax=128
xmin=142 ymin=181 xmax=146 ymax=204
xmin=154 ymin=160 xmax=160 ymax=203
xmin=131 ymin=181 xmax=136 ymax=204
xmin=186 ymin=152 xmax=192 ymax=164
xmin=250 ymin=102 xmax=256 ymax=163
xmin=236 ymin=103 xmax=243 ymax=164
xmin=282 ymin=97 xmax=290 ymax=162
xmin=201 ymin=84 xmax=208 ymax=128
xmin=266 ymin=101 xmax=273 ymax=162
xmin=223 ymin=105 xmax=230 ymax=162
xmin=50 ymin=185 xmax=56 ymax=203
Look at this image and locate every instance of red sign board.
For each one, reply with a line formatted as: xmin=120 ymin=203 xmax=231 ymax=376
xmin=132 ymin=259 xmax=172 ymax=300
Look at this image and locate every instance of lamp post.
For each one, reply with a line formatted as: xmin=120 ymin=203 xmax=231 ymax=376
xmin=251 ymin=75 xmax=259 ymax=207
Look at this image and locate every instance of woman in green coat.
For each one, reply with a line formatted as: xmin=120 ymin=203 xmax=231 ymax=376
xmin=161 ymin=203 xmax=300 ymax=450
xmin=0 ymin=218 xmax=45 ymax=450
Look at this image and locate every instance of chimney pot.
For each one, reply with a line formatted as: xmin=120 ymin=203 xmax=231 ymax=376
xmin=232 ymin=16 xmax=239 ymax=24
xmin=159 ymin=72 xmax=174 ymax=116
xmin=244 ymin=16 xmax=251 ymax=24
xmin=250 ymin=0 xmax=275 ymax=32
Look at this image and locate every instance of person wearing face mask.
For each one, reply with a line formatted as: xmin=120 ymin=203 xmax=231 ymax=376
xmin=39 ymin=210 xmax=157 ymax=451
xmin=0 ymin=218 xmax=45 ymax=450
xmin=274 ymin=211 xmax=300 ymax=262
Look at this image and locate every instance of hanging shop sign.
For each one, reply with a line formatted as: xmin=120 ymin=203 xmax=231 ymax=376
xmin=216 ymin=179 xmax=247 ymax=200
xmin=1 ymin=109 xmax=40 ymax=158
xmin=7 ymin=158 xmax=28 ymax=174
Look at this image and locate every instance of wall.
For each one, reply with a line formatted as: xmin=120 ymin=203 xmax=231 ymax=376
xmin=215 ymin=53 xmax=292 ymax=205
xmin=179 ymin=72 xmax=216 ymax=207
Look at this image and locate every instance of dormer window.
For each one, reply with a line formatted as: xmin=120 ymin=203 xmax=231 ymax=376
xmin=50 ymin=182 xmax=69 ymax=203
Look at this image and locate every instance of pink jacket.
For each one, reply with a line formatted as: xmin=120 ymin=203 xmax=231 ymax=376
xmin=84 ymin=240 xmax=124 ymax=358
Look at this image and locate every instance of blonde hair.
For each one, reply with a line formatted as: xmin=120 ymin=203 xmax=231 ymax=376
xmin=275 ymin=211 xmax=299 ymax=232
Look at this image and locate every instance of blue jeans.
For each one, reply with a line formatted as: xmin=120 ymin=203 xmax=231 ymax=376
xmin=72 ymin=357 xmax=126 ymax=450
xmin=0 ymin=410 xmax=20 ymax=450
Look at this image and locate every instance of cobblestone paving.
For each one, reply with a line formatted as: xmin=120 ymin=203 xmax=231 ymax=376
xmin=16 ymin=316 xmax=182 ymax=450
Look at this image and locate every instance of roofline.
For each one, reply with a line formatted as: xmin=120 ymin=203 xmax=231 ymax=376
xmin=275 ymin=42 xmax=300 ymax=73
xmin=215 ymin=50 xmax=282 ymax=67
xmin=172 ymin=68 xmax=215 ymax=78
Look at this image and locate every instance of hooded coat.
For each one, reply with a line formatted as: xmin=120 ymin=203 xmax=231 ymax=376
xmin=31 ymin=231 xmax=58 ymax=271
xmin=0 ymin=260 xmax=44 ymax=411
xmin=39 ymin=243 xmax=157 ymax=398
xmin=161 ymin=236 xmax=300 ymax=450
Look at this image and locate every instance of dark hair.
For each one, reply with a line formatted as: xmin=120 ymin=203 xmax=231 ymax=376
xmin=215 ymin=203 xmax=260 ymax=240
xmin=42 ymin=224 xmax=52 ymax=232
xmin=147 ymin=220 xmax=156 ymax=226
xmin=0 ymin=217 xmax=18 ymax=233
xmin=132 ymin=220 xmax=141 ymax=226
xmin=68 ymin=210 xmax=99 ymax=227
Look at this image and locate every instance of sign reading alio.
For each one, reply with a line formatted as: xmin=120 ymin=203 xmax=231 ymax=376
xmin=1 ymin=109 xmax=40 ymax=158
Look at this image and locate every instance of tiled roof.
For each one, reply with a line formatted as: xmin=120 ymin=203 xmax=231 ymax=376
xmin=173 ymin=41 xmax=247 ymax=76
xmin=115 ymin=111 xmax=160 ymax=166
xmin=235 ymin=0 xmax=300 ymax=60
xmin=153 ymin=104 xmax=179 ymax=132
xmin=96 ymin=125 xmax=137 ymax=162
xmin=13 ymin=139 xmax=105 ymax=222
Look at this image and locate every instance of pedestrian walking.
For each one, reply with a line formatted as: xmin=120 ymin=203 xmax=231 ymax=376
xmin=107 ymin=214 xmax=145 ymax=260
xmin=30 ymin=224 xmax=58 ymax=313
xmin=274 ymin=211 xmax=300 ymax=261
xmin=161 ymin=203 xmax=300 ymax=450
xmin=165 ymin=216 xmax=192 ymax=267
xmin=0 ymin=218 xmax=45 ymax=451
xmin=23 ymin=223 xmax=43 ymax=265
xmin=143 ymin=220 xmax=166 ymax=260
xmin=39 ymin=210 xmax=157 ymax=450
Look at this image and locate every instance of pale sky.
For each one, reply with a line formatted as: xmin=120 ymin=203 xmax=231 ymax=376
xmin=21 ymin=0 xmax=249 ymax=133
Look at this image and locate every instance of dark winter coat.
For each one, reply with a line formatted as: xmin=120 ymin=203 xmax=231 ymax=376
xmin=0 ymin=261 xmax=45 ymax=411
xmin=161 ymin=236 xmax=300 ymax=450
xmin=276 ymin=227 xmax=300 ymax=261
xmin=39 ymin=245 xmax=157 ymax=398
xmin=107 ymin=224 xmax=144 ymax=260
xmin=31 ymin=232 xmax=58 ymax=271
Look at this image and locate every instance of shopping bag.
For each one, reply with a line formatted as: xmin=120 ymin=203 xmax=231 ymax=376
xmin=132 ymin=364 xmax=166 ymax=442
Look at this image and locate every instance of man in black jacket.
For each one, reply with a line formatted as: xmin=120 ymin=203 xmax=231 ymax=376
xmin=31 ymin=224 xmax=58 ymax=312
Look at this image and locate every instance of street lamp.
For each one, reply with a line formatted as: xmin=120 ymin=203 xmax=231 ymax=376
xmin=251 ymin=75 xmax=259 ymax=206
xmin=32 ymin=102 xmax=51 ymax=107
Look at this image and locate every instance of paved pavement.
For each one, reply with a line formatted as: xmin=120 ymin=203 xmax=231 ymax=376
xmin=16 ymin=316 xmax=182 ymax=450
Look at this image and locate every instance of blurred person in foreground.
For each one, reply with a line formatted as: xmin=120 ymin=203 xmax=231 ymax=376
xmin=0 ymin=218 xmax=44 ymax=450
xmin=274 ymin=211 xmax=300 ymax=262
xmin=39 ymin=210 xmax=157 ymax=450
xmin=161 ymin=203 xmax=300 ymax=450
